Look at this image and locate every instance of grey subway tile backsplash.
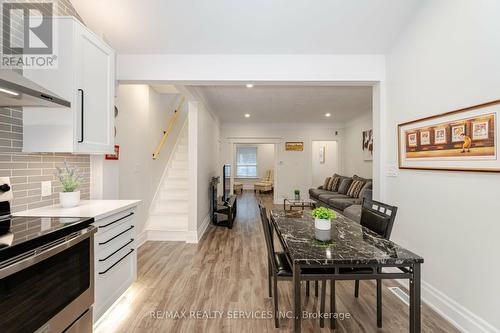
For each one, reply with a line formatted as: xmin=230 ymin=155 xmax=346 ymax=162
xmin=1 ymin=1 xmax=91 ymax=213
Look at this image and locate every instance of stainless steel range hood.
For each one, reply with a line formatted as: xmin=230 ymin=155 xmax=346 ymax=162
xmin=0 ymin=70 xmax=71 ymax=108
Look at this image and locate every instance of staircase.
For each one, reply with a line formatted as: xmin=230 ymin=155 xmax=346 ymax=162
xmin=146 ymin=122 xmax=189 ymax=239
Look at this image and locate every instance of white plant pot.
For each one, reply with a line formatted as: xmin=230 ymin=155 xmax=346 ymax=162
xmin=60 ymin=191 xmax=80 ymax=208
xmin=315 ymin=218 xmax=331 ymax=231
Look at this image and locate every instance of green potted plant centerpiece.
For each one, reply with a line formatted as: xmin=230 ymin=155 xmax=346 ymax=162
xmin=57 ymin=162 xmax=83 ymax=208
xmin=311 ymin=207 xmax=336 ymax=231
xmin=294 ymin=189 xmax=300 ymax=200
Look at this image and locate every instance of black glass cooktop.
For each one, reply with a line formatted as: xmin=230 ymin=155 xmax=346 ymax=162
xmin=0 ymin=216 xmax=94 ymax=263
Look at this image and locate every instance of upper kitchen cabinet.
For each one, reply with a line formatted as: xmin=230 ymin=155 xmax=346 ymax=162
xmin=23 ymin=17 xmax=115 ymax=154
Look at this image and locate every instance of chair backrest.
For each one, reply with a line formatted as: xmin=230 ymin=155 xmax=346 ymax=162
xmin=360 ymin=197 xmax=398 ymax=239
xmin=258 ymin=203 xmax=276 ymax=266
xmin=267 ymin=169 xmax=274 ymax=182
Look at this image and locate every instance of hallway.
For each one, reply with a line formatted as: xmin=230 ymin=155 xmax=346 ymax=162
xmin=95 ymin=192 xmax=458 ymax=332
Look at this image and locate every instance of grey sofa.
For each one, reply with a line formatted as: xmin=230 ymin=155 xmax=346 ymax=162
xmin=309 ymin=175 xmax=372 ymax=222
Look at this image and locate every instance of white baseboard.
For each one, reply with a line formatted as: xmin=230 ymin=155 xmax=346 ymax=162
xmin=385 ymin=268 xmax=498 ymax=333
xmin=146 ymin=230 xmax=188 ymax=242
xmin=136 ymin=230 xmax=147 ymax=248
xmin=186 ymin=214 xmax=210 ymax=243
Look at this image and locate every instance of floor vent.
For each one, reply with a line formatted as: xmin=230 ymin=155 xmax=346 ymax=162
xmin=388 ymin=287 xmax=410 ymax=306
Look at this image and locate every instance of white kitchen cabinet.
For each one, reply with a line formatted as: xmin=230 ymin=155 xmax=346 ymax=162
xmin=93 ymin=207 xmax=137 ymax=322
xmin=23 ymin=17 xmax=115 ymax=154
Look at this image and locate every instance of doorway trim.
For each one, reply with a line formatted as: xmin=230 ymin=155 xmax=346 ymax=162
xmin=225 ymin=137 xmax=283 ymax=204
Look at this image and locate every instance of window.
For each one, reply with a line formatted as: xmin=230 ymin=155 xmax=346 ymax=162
xmin=236 ymin=146 xmax=257 ymax=178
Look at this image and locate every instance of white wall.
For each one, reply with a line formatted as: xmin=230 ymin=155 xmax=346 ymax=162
xmin=384 ymin=1 xmax=500 ymax=331
xmin=221 ymin=124 xmax=342 ymax=202
xmin=117 ymin=55 xmax=385 ymax=82
xmin=311 ymin=141 xmax=340 ymax=187
xmin=190 ymin=102 xmax=220 ymax=237
xmin=115 ymin=85 xmax=185 ymax=234
xmin=235 ymin=143 xmax=275 ymax=189
xmin=342 ymin=113 xmax=373 ymax=178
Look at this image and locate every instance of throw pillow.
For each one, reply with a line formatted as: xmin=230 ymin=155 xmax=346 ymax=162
xmin=338 ymin=178 xmax=353 ymax=194
xmin=347 ymin=180 xmax=365 ymax=198
xmin=322 ymin=177 xmax=331 ymax=189
xmin=325 ymin=177 xmax=333 ymax=190
xmin=331 ymin=176 xmax=341 ymax=191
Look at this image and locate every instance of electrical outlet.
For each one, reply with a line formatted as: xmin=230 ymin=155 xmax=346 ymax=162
xmin=41 ymin=181 xmax=52 ymax=197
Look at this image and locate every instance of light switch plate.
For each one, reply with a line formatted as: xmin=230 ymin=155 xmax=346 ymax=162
xmin=41 ymin=181 xmax=52 ymax=197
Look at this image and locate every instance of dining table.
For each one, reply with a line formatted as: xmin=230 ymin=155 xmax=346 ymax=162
xmin=270 ymin=209 xmax=424 ymax=333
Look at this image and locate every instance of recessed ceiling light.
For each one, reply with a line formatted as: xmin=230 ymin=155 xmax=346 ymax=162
xmin=244 ymin=113 xmax=251 ymax=118
xmin=325 ymin=113 xmax=331 ymax=117
xmin=246 ymin=84 xmax=254 ymax=88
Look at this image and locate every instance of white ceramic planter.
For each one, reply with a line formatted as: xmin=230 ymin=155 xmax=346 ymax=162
xmin=315 ymin=218 xmax=331 ymax=230
xmin=60 ymin=191 xmax=80 ymax=208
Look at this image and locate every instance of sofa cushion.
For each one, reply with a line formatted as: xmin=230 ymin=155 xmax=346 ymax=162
xmin=338 ymin=178 xmax=353 ymax=194
xmin=327 ymin=197 xmax=359 ymax=211
xmin=343 ymin=204 xmax=361 ymax=222
xmin=309 ymin=188 xmax=332 ymax=198
xmin=318 ymin=192 xmax=345 ymax=202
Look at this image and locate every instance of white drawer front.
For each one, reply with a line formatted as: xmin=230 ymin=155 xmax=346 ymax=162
xmin=97 ymin=229 xmax=135 ymax=267
xmin=93 ymin=207 xmax=137 ymax=322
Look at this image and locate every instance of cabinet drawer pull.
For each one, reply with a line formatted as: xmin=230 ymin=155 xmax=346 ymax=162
xmin=78 ymin=88 xmax=84 ymax=143
xmin=100 ymin=212 xmax=134 ymax=228
xmin=98 ymin=225 xmax=134 ymax=246
xmin=98 ymin=249 xmax=134 ymax=275
xmin=99 ymin=239 xmax=134 ymax=262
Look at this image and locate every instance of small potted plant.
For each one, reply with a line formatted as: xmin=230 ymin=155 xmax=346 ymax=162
xmin=57 ymin=162 xmax=83 ymax=208
xmin=311 ymin=207 xmax=336 ymax=230
xmin=294 ymin=189 xmax=300 ymax=200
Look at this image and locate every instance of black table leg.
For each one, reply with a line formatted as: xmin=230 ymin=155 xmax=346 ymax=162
xmin=410 ymin=263 xmax=421 ymax=333
xmin=330 ymin=279 xmax=336 ymax=329
xmin=320 ymin=280 xmax=326 ymax=328
xmin=293 ymin=263 xmax=302 ymax=333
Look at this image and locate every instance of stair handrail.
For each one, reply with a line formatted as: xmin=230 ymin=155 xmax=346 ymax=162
xmin=152 ymin=97 xmax=185 ymax=160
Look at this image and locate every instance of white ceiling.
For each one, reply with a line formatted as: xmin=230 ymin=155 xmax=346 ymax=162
xmin=188 ymin=85 xmax=372 ymax=124
xmin=71 ymin=0 xmax=421 ymax=54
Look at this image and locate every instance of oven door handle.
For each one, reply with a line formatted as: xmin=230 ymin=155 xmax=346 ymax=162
xmin=0 ymin=226 xmax=97 ymax=279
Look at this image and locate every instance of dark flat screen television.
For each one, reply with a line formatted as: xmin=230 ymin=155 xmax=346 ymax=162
xmin=223 ymin=164 xmax=231 ymax=202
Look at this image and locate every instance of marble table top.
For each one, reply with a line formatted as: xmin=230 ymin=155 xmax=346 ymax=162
xmin=270 ymin=209 xmax=424 ymax=266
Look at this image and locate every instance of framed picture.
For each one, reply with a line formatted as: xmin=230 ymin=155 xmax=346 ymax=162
xmin=472 ymin=121 xmax=489 ymax=140
xmin=434 ymin=128 xmax=447 ymax=144
xmin=398 ymin=100 xmax=499 ymax=172
xmin=420 ymin=131 xmax=431 ymax=145
xmin=451 ymin=124 xmax=466 ymax=142
xmin=362 ymin=129 xmax=373 ymax=161
xmin=319 ymin=146 xmax=325 ymax=163
xmin=285 ymin=142 xmax=303 ymax=151
xmin=407 ymin=133 xmax=417 ymax=147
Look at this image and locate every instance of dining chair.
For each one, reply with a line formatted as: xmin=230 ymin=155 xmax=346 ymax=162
xmin=258 ymin=203 xmax=330 ymax=328
xmin=326 ymin=197 xmax=398 ymax=329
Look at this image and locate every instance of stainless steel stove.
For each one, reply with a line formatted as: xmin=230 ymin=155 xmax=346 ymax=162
xmin=0 ymin=200 xmax=96 ymax=333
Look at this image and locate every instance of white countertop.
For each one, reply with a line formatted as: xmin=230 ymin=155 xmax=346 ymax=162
xmin=13 ymin=200 xmax=141 ymax=220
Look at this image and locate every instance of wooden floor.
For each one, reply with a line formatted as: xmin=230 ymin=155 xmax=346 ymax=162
xmin=95 ymin=191 xmax=459 ymax=333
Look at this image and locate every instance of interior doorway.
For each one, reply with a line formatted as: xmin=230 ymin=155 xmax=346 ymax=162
xmin=311 ymin=140 xmax=340 ymax=187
